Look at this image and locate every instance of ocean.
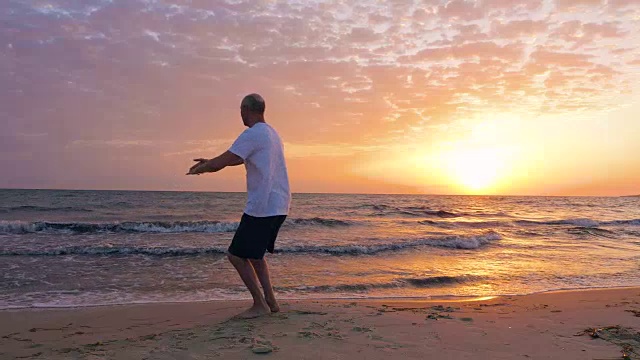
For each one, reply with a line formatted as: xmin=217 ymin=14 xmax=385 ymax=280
xmin=1 ymin=189 xmax=639 ymax=309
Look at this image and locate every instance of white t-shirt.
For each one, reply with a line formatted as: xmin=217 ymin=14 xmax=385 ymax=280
xmin=229 ymin=122 xmax=291 ymax=217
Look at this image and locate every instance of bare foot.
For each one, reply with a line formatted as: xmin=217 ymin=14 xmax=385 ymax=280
xmin=266 ymin=298 xmax=280 ymax=313
xmin=235 ymin=304 xmax=271 ymax=319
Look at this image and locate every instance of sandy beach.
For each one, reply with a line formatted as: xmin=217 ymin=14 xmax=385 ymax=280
xmin=1 ymin=287 xmax=638 ymax=359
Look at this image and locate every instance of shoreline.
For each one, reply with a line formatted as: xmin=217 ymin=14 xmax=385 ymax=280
xmin=2 ymin=287 xmax=639 ymax=359
xmin=3 ymin=284 xmax=639 ymax=312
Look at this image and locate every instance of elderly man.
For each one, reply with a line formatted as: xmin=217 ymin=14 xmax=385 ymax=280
xmin=187 ymin=93 xmax=291 ymax=318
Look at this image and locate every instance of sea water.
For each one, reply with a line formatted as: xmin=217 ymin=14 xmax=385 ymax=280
xmin=1 ymin=189 xmax=639 ymax=309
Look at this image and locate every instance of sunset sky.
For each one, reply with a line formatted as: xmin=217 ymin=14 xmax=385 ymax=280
xmin=2 ymin=0 xmax=639 ymax=196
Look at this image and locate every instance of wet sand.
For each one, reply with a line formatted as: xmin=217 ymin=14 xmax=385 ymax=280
xmin=1 ymin=287 xmax=639 ymax=359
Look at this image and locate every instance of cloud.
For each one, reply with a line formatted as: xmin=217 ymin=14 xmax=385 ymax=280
xmin=491 ymin=20 xmax=548 ymax=39
xmin=482 ymin=0 xmax=544 ymax=12
xmin=551 ymin=20 xmax=627 ymax=48
xmin=1 ymin=0 xmax=639 ymax=191
xmin=438 ymin=0 xmax=484 ymax=21
xmin=402 ymin=42 xmax=524 ymax=63
xmin=530 ymin=49 xmax=595 ymax=67
xmin=346 ymin=27 xmax=381 ymax=43
xmin=68 ymin=140 xmax=159 ymax=148
xmin=555 ymin=0 xmax=604 ymax=11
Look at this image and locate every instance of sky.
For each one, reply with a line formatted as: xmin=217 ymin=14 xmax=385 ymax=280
xmin=1 ymin=0 xmax=639 ymax=196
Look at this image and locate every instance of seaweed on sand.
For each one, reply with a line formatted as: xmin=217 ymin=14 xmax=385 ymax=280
xmin=575 ymin=325 xmax=640 ymax=359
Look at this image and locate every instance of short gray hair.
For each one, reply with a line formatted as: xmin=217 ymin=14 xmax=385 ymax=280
xmin=241 ymin=93 xmax=266 ymax=114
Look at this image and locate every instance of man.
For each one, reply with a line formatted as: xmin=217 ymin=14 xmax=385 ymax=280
xmin=187 ymin=93 xmax=291 ymax=319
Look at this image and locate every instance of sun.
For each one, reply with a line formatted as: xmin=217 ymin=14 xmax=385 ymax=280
xmin=444 ymin=148 xmax=506 ymax=194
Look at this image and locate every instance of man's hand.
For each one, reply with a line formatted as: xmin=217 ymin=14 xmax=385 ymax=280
xmin=186 ymin=152 xmax=243 ymax=176
xmin=186 ymin=158 xmax=209 ymax=175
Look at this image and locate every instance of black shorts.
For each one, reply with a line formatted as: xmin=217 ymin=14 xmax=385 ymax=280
xmin=228 ymin=213 xmax=287 ymax=259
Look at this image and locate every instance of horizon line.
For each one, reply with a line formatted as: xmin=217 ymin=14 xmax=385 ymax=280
xmin=1 ymin=187 xmax=637 ymax=198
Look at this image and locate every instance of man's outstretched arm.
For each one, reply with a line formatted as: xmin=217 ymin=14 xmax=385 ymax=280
xmin=186 ymin=151 xmax=243 ymax=175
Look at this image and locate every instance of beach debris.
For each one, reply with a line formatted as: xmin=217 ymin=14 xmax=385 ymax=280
xmin=249 ymin=337 xmax=276 ymax=354
xmin=352 ymin=326 xmax=373 ymax=333
xmin=575 ymin=325 xmax=640 ymax=359
xmin=575 ymin=326 xmax=620 ymax=339
xmin=479 ymin=303 xmax=507 ymax=307
xmin=530 ymin=304 xmax=549 ymax=310
xmin=298 ymin=331 xmax=321 ymax=338
xmin=251 ymin=345 xmax=273 ymax=354
xmin=290 ymin=310 xmax=328 ymax=316
xmin=426 ymin=313 xmax=453 ymax=320
xmin=27 ymin=323 xmax=74 ymax=333
xmin=1 ymin=333 xmax=32 ymax=342
xmin=626 ymin=310 xmax=640 ymax=317
xmin=85 ymin=341 xmax=103 ymax=348
xmin=622 ymin=344 xmax=634 ymax=360
xmin=302 ymin=321 xmax=326 ymax=330
xmin=424 ymin=305 xmax=458 ymax=319
xmin=430 ymin=305 xmax=458 ymax=313
xmin=140 ymin=334 xmax=158 ymax=341
xmin=459 ymin=317 xmax=474 ymax=322
xmin=14 ymin=351 xmax=42 ymax=358
xmin=377 ymin=308 xmax=397 ymax=313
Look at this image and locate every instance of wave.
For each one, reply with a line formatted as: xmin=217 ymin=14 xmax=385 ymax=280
xmin=0 ymin=220 xmax=239 ymax=234
xmin=515 ymin=218 xmax=640 ymax=227
xmin=358 ymin=204 xmax=514 ymax=218
xmin=567 ymin=227 xmax=617 ymax=238
xmin=0 ymin=232 xmax=502 ymax=257
xmin=3 ymin=205 xmax=93 ymax=213
xmin=419 ymin=220 xmax=507 ymax=229
xmin=356 ymin=204 xmax=462 ymax=218
xmin=278 ymin=275 xmax=481 ymax=292
xmin=369 ymin=209 xmax=462 ymax=218
xmin=404 ymin=208 xmax=461 ymax=218
xmin=287 ymin=217 xmax=352 ymax=227
xmin=0 ymin=246 xmax=227 ymax=256
xmin=515 ymin=218 xmax=600 ymax=227
xmin=601 ymin=219 xmax=640 ymax=226
xmin=403 ymin=275 xmax=480 ymax=287
xmin=0 ymin=217 xmax=353 ymax=235
xmin=356 ymin=204 xmax=393 ymax=211
xmin=276 ymin=232 xmax=501 ymax=254
xmin=417 ymin=217 xmax=640 ymax=230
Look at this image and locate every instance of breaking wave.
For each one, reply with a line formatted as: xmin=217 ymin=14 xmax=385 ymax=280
xmin=0 ymin=233 xmax=501 ymax=257
xmin=278 ymin=275 xmax=482 ymax=292
xmin=0 ymin=217 xmax=353 ymax=235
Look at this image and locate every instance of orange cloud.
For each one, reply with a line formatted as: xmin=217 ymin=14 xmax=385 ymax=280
xmin=555 ymin=0 xmax=604 ymax=11
xmin=491 ymin=20 xmax=549 ymax=39
xmin=1 ymin=0 xmax=639 ymax=194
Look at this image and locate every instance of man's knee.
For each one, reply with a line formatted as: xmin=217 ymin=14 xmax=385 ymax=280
xmin=248 ymin=258 xmax=265 ymax=268
xmin=227 ymin=252 xmax=245 ymax=264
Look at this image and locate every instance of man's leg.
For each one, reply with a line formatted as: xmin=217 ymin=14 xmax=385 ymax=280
xmin=249 ymin=258 xmax=279 ymax=313
xmin=227 ymin=253 xmax=270 ymax=318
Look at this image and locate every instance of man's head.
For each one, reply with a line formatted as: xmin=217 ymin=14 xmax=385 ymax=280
xmin=240 ymin=93 xmax=266 ymax=127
